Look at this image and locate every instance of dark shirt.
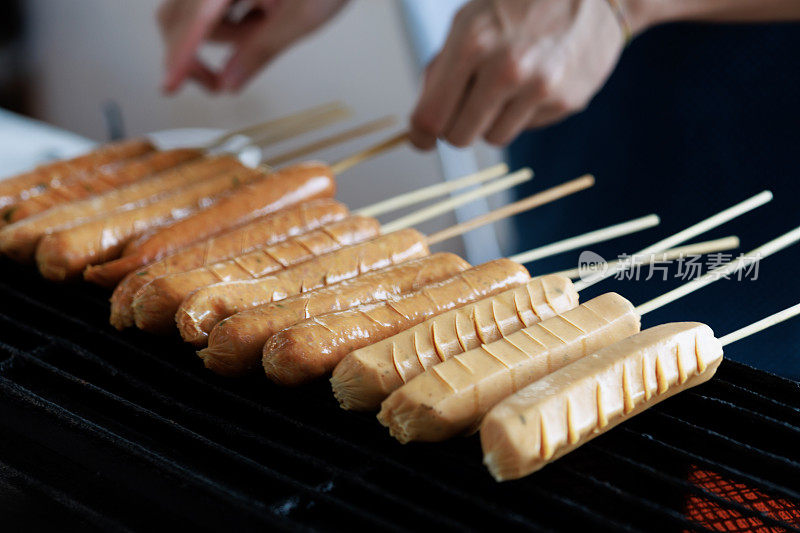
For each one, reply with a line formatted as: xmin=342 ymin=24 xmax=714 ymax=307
xmin=508 ymin=23 xmax=800 ymax=380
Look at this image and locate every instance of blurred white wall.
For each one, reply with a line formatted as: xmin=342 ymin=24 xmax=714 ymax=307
xmin=21 ymin=0 xmax=514 ymax=257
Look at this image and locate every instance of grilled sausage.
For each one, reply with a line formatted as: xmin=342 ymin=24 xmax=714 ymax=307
xmin=132 ymin=216 xmax=381 ymax=334
xmin=2 ymin=148 xmax=202 ymax=224
xmin=176 ymin=229 xmax=429 ymax=346
xmin=109 ymin=199 xmax=349 ymax=330
xmin=377 ymin=293 xmax=641 ymax=443
xmin=35 ymin=166 xmax=262 ymax=281
xmin=0 ymin=139 xmax=154 ymax=211
xmin=84 ymin=162 xmax=336 ymax=287
xmin=332 ymin=275 xmax=579 ymax=411
xmin=201 ymin=253 xmax=471 ymax=377
xmin=262 ymin=259 xmax=530 ymax=386
xmin=481 ymin=322 xmax=723 ymax=481
xmin=0 ymin=156 xmax=241 ymax=263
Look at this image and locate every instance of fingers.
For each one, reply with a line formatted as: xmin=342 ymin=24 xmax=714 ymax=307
xmin=162 ymin=0 xmax=232 ymax=94
xmin=188 ymin=57 xmax=220 ymax=92
xmin=217 ymin=23 xmax=280 ymax=92
xmin=442 ymin=47 xmax=526 ymax=147
xmin=409 ymin=10 xmax=495 ymax=150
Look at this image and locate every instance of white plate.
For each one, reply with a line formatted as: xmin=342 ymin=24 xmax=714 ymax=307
xmin=147 ymin=127 xmax=263 ymax=168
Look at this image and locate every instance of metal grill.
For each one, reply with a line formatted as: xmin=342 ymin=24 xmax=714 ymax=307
xmin=0 ymin=257 xmax=798 ymax=532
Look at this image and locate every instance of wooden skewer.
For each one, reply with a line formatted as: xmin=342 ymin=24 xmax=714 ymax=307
xmin=574 ymin=190 xmax=773 ymax=291
xmin=248 ymin=105 xmax=353 ymax=151
xmin=636 ymin=225 xmax=800 ymax=315
xmin=426 ymin=174 xmax=595 ymax=246
xmin=206 ymin=101 xmax=349 ymax=149
xmin=551 ymin=236 xmax=741 ymax=280
xmin=507 ymin=214 xmax=660 ymax=264
xmin=381 ymin=168 xmax=532 ymax=233
xmin=330 ymin=131 xmax=410 ymax=175
xmin=355 ymin=163 xmax=510 ymax=218
xmin=264 ymin=116 xmax=398 ymax=167
xmin=720 ymin=302 xmax=800 ymax=346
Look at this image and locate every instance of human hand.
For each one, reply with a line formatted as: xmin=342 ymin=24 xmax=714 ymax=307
xmin=158 ymin=0 xmax=349 ymax=94
xmin=409 ymin=0 xmax=629 ymax=149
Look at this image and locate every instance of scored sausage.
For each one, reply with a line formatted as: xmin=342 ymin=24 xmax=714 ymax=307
xmin=0 ymin=156 xmax=241 ymax=263
xmin=84 ymin=162 xmax=336 ymax=287
xmin=35 ymin=166 xmax=262 ymax=281
xmin=262 ymin=259 xmax=531 ymax=386
xmin=200 ymin=253 xmax=472 ymax=377
xmin=132 ymin=216 xmax=381 ymax=334
xmin=332 ymin=274 xmax=579 ymax=411
xmin=481 ymin=322 xmax=723 ymax=481
xmin=176 ymin=228 xmax=429 ymax=346
xmin=2 ymin=148 xmax=201 ymax=224
xmin=109 ymin=198 xmax=349 ymax=330
xmin=0 ymin=138 xmax=154 ymax=211
xmin=377 ymin=292 xmax=641 ymax=443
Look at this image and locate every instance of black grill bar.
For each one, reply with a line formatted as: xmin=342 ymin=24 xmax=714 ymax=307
xmin=580 ymin=443 xmax=800 ymax=532
xmin=6 ymin=350 xmax=466 ymax=531
xmin=0 ymin=457 xmax=132 ymax=532
xmin=0 ymin=283 xmax=670 ymax=531
xmin=1 ymin=256 xmax=799 ymax=531
xmin=618 ymin=425 xmax=800 ymax=502
xmin=0 ymin=324 xmax=635 ymax=531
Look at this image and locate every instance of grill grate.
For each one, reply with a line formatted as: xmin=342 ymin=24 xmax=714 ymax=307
xmin=0 ymin=257 xmax=798 ymax=532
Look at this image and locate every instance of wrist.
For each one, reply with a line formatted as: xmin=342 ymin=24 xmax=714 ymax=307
xmin=618 ymin=0 xmax=674 ymax=35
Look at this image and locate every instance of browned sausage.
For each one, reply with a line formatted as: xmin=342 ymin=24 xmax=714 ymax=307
xmin=83 ymin=162 xmax=336 ymax=287
xmin=0 ymin=138 xmax=154 ymax=211
xmin=176 ymin=228 xmax=429 ymax=346
xmin=262 ymin=259 xmax=531 ymax=386
xmin=35 ymin=166 xmax=263 ymax=281
xmin=2 ymin=148 xmax=202 ymax=224
xmin=200 ymin=253 xmax=472 ymax=377
xmin=0 ymin=156 xmax=241 ymax=263
xmin=131 ymin=216 xmax=381 ymax=334
xmin=109 ymin=198 xmax=349 ymax=330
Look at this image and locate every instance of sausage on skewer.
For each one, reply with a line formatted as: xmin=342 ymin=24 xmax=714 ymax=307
xmin=35 ymin=165 xmax=263 ymax=281
xmin=0 ymin=138 xmax=154 ymax=211
xmin=84 ymin=162 xmax=336 ymax=287
xmin=176 ymin=228 xmax=430 ymax=346
xmin=262 ymin=259 xmax=531 ymax=386
xmin=110 ymin=198 xmax=350 ymax=329
xmin=132 ymin=215 xmax=381 ymax=334
xmin=2 ymin=148 xmax=202 ymax=224
xmin=201 ymin=253 xmax=472 ymax=377
xmin=377 ymin=293 xmax=641 ymax=443
xmin=0 ymin=156 xmax=242 ymax=263
xmin=332 ymin=274 xmax=579 ymax=411
xmin=481 ymin=322 xmax=723 ymax=481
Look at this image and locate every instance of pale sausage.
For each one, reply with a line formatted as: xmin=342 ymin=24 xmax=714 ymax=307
xmin=377 ymin=293 xmax=641 ymax=443
xmin=480 ymin=322 xmax=723 ymax=481
xmin=332 ymin=274 xmax=579 ymax=411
